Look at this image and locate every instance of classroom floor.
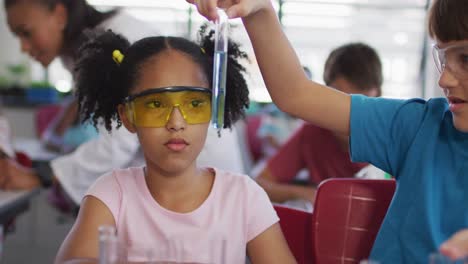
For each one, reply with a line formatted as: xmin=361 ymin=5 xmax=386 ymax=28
xmin=2 ymin=190 xmax=74 ymax=264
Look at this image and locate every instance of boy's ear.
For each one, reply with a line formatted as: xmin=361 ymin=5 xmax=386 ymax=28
xmin=118 ymin=104 xmax=137 ymax=133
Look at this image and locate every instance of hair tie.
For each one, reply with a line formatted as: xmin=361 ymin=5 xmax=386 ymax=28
xmin=112 ymin=50 xmax=124 ymax=65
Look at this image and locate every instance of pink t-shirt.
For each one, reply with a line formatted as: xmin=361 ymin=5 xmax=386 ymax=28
xmin=86 ymin=167 xmax=278 ymax=263
xmin=267 ymin=123 xmax=368 ymax=185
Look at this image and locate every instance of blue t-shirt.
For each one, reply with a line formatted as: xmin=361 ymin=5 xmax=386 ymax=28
xmin=349 ymin=95 xmax=468 ymax=263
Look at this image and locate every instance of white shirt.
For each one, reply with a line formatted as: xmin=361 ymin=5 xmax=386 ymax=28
xmin=0 ymin=116 xmax=14 ymax=157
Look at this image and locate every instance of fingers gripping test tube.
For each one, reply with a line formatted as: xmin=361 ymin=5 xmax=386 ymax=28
xmin=211 ymin=9 xmax=229 ymax=135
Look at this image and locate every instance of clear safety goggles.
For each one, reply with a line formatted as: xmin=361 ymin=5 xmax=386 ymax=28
xmin=432 ymin=42 xmax=468 ymax=80
xmin=123 ymin=86 xmax=212 ymax=128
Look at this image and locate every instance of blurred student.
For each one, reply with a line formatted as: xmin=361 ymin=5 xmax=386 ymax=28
xmin=256 ymin=67 xmax=311 ymax=161
xmin=4 ymin=0 xmax=153 ymax=153
xmin=2 ymin=0 xmax=157 ymax=199
xmin=192 ymin=0 xmax=468 ymax=262
xmin=249 ymin=67 xmax=311 ymax=176
xmin=39 ymin=95 xmax=98 ymax=154
xmin=256 ymin=43 xmax=383 ymax=211
xmin=256 ymin=104 xmax=302 ymax=159
xmin=55 ymin=29 xmax=295 ymax=263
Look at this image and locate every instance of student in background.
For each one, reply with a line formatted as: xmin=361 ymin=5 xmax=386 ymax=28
xmin=256 ymin=66 xmax=311 ymax=162
xmin=249 ymin=66 xmax=311 ymax=176
xmin=191 ymin=0 xmax=468 ymax=262
xmin=55 ymin=29 xmax=295 ymax=263
xmin=2 ymin=0 xmax=158 ymax=200
xmin=256 ymin=43 xmax=383 ymax=211
xmin=4 ymin=0 xmax=149 ymax=153
xmin=39 ymin=95 xmax=98 ymax=154
xmin=255 ymin=104 xmax=302 ymax=160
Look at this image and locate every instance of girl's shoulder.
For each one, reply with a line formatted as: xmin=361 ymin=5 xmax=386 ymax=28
xmin=88 ymin=167 xmax=144 ymax=194
xmin=111 ymin=166 xmax=145 ymax=186
xmin=211 ymin=168 xmax=266 ymax=195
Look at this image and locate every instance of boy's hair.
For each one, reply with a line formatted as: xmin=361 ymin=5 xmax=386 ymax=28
xmin=323 ymin=43 xmax=382 ymax=96
xmin=74 ymin=26 xmax=249 ymax=132
xmin=4 ymin=0 xmax=117 ymax=57
xmin=428 ymin=0 xmax=468 ymax=42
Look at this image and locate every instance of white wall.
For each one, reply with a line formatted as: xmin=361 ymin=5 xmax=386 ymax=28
xmin=0 ymin=0 xmax=29 ymax=77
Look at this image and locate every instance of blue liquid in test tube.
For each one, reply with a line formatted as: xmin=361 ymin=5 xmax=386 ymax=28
xmin=211 ymin=10 xmax=229 ymax=135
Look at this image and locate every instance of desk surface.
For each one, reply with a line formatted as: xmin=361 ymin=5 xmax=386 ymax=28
xmin=0 ymin=189 xmax=40 ymax=225
xmin=13 ymin=137 xmax=59 ymax=161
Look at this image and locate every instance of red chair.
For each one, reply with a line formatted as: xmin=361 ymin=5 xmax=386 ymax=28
xmin=312 ymin=178 xmax=396 ymax=264
xmin=274 ymin=205 xmax=314 ymax=264
xmin=15 ymin=151 xmax=33 ymax=168
xmin=245 ymin=115 xmax=263 ymax=163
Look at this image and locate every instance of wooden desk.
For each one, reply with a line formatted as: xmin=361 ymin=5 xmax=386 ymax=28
xmin=0 ymin=189 xmax=40 ymax=225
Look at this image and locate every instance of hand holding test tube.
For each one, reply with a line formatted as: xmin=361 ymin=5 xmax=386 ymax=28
xmin=211 ymin=9 xmax=229 ymax=136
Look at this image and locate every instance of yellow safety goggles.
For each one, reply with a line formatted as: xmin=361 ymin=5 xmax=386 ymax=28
xmin=123 ymin=86 xmax=212 ymax=128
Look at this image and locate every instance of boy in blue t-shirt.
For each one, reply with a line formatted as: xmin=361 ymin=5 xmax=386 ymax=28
xmin=191 ymin=0 xmax=468 ymax=262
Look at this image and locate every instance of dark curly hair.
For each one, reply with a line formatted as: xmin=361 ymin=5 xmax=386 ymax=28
xmin=74 ymin=26 xmax=250 ymax=132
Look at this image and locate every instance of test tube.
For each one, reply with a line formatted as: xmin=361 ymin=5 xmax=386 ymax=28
xmin=211 ymin=9 xmax=229 ymax=135
xmin=99 ymin=225 xmax=125 ymax=264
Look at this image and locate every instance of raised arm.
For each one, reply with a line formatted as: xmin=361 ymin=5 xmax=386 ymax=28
xmin=189 ymin=0 xmax=351 ymax=135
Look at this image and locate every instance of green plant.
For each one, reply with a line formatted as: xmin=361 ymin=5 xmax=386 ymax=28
xmin=7 ymin=64 xmax=27 ymax=76
xmin=30 ymin=81 xmax=53 ymax=89
xmin=6 ymin=63 xmax=28 ymax=87
xmin=0 ymin=76 xmax=8 ymax=88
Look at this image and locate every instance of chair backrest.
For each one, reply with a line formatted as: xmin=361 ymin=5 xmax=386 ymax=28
xmin=35 ymin=104 xmax=62 ymax=137
xmin=274 ymin=205 xmax=314 ymax=264
xmin=245 ymin=115 xmax=263 ymax=163
xmin=312 ymin=178 xmax=396 ymax=264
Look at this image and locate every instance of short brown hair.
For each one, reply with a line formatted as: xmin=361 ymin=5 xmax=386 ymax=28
xmin=428 ymin=0 xmax=468 ymax=42
xmin=323 ymin=43 xmax=382 ymax=95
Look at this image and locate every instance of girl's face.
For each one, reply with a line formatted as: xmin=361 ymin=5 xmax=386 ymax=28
xmin=6 ymin=1 xmax=67 ymax=67
xmin=120 ymin=50 xmax=210 ymax=174
xmin=436 ymin=40 xmax=468 ymax=132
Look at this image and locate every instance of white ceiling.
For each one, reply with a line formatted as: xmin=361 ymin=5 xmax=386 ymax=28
xmin=81 ymin=0 xmax=434 ymax=100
